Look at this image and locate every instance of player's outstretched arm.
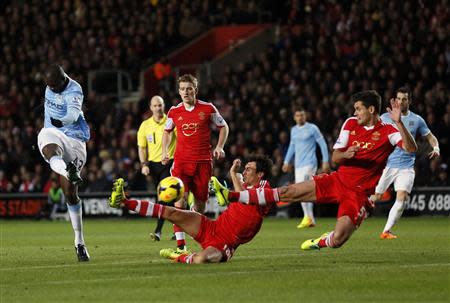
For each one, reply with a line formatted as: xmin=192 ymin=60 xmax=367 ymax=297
xmin=387 ymin=98 xmax=417 ymax=153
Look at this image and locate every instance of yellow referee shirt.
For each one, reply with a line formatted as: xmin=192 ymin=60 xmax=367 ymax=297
xmin=137 ymin=114 xmax=176 ymax=162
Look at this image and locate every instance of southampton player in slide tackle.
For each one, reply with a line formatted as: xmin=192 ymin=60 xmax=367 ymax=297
xmin=211 ymin=90 xmax=417 ymax=251
xmin=109 ymin=156 xmax=274 ymax=263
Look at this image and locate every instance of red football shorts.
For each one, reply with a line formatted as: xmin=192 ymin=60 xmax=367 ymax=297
xmin=171 ymin=161 xmax=212 ymax=202
xmin=313 ymin=172 xmax=369 ymax=227
xmin=194 ymin=215 xmax=235 ymax=262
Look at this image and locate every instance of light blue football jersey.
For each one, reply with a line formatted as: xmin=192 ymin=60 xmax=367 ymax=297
xmin=44 ymin=76 xmax=90 ymax=142
xmin=284 ymin=122 xmax=329 ymax=168
xmin=381 ymin=111 xmax=430 ymax=168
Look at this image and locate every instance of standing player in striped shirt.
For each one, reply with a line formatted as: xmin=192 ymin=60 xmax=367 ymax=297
xmin=371 ymin=87 xmax=440 ymax=239
xmin=282 ymin=109 xmax=330 ymax=229
xmin=137 ymin=95 xmax=176 ymax=241
xmin=161 ymin=74 xmax=229 ymax=252
xmin=211 ymin=90 xmax=417 ymax=251
xmin=108 ymin=155 xmax=274 ymax=263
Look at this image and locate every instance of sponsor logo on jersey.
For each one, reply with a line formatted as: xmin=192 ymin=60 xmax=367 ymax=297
xmin=198 ymin=111 xmax=206 ymax=120
xmin=45 ymin=98 xmax=64 ymax=110
xmin=352 ymin=140 xmax=374 ymax=150
xmin=181 ymin=122 xmax=199 ymax=136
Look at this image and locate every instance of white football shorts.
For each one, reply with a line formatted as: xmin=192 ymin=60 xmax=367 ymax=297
xmin=295 ymin=165 xmax=317 ymax=183
xmin=375 ymin=167 xmax=415 ymax=194
xmin=37 ymin=128 xmax=87 ymax=171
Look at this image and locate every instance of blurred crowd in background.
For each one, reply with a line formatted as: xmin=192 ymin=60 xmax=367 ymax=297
xmin=0 ymin=0 xmax=448 ymax=194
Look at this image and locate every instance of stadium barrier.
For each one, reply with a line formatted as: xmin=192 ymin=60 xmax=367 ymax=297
xmin=1 ymin=187 xmax=449 ymax=218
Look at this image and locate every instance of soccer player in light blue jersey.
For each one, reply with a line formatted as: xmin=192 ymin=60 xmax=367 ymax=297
xmin=372 ymin=87 xmax=440 ymax=239
xmin=37 ymin=64 xmax=91 ymax=261
xmin=282 ymin=109 xmax=330 ymax=228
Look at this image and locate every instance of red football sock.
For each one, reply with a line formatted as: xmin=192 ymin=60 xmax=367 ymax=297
xmin=318 ymin=238 xmax=327 ymax=248
xmin=123 ymin=199 xmax=164 ymax=218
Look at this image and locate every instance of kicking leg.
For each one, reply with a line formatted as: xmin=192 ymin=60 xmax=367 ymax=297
xmin=42 ymin=144 xmax=68 ymax=179
xmin=214 ymin=179 xmax=317 ymax=205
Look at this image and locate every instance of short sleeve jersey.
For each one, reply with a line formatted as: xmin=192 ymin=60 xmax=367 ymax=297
xmin=333 ymin=117 xmax=403 ymax=194
xmin=217 ymin=180 xmax=272 ymax=245
xmin=165 ymin=100 xmax=226 ymax=162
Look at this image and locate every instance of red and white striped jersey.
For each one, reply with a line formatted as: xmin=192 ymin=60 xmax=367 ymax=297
xmin=216 ymin=179 xmax=273 ymax=245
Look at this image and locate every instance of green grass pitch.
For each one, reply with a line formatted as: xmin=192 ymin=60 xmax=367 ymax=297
xmin=1 ymin=217 xmax=449 ymax=302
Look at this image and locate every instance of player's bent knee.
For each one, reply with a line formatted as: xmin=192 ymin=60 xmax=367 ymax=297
xmin=42 ymin=145 xmax=61 ymax=161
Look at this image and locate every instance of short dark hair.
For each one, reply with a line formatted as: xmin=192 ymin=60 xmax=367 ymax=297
xmin=396 ymin=86 xmax=412 ymax=101
xmin=350 ymin=90 xmax=381 ymax=113
xmin=247 ymin=155 xmax=273 ymax=179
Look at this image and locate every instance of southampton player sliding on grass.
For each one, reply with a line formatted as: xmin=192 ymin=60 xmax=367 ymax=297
xmin=211 ymin=90 xmax=417 ymax=251
xmin=109 ymin=155 xmax=274 ymax=263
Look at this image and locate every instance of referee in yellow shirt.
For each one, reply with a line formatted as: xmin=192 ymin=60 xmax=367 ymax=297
xmin=137 ymin=95 xmax=176 ymax=241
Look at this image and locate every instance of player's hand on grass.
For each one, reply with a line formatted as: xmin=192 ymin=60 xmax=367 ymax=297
xmin=213 ymin=147 xmax=225 ymax=160
xmin=50 ymin=117 xmax=63 ymax=128
xmin=387 ymin=98 xmax=401 ymax=123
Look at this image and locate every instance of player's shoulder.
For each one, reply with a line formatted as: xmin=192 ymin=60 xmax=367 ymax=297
xmin=306 ymin=122 xmax=320 ymax=130
xmin=197 ymin=100 xmax=218 ymax=111
xmin=140 ymin=117 xmax=153 ymax=127
xmin=168 ymin=102 xmax=184 ymax=113
xmin=259 ymin=180 xmax=271 ymax=189
xmin=66 ymin=77 xmax=83 ymax=94
xmin=379 ymin=120 xmax=398 ymax=133
xmin=342 ymin=117 xmax=358 ymax=129
xmin=409 ymin=111 xmax=425 ymax=122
